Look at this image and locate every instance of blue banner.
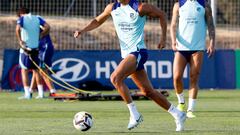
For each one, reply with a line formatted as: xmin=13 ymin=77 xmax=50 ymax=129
xmin=1 ymin=49 xmax=236 ymax=91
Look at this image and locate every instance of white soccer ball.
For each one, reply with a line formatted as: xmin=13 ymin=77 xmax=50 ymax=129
xmin=73 ymin=111 xmax=93 ymax=131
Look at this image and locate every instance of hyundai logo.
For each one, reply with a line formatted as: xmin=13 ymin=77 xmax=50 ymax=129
xmin=52 ymin=58 xmax=90 ymax=82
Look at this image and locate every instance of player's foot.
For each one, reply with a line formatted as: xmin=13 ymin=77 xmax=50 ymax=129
xmin=35 ymin=95 xmax=44 ymax=99
xmin=175 ymin=111 xmax=186 ymax=131
xmin=177 ymin=103 xmax=185 ymax=112
xmin=49 ymin=93 xmax=56 ymax=97
xmin=187 ymin=110 xmax=196 ymax=118
xmin=18 ymin=94 xmax=31 ymax=100
xmin=127 ymin=114 xmax=143 ymax=130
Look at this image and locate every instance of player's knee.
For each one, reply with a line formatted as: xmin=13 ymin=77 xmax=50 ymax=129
xmin=110 ymin=73 xmax=122 ymax=87
xmin=173 ymin=74 xmax=182 ymax=83
xmin=190 ymin=72 xmax=200 ymax=84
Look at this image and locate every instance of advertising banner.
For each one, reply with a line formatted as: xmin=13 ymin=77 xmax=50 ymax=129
xmin=1 ymin=49 xmax=236 ymax=91
xmin=235 ymin=50 xmax=240 ymax=89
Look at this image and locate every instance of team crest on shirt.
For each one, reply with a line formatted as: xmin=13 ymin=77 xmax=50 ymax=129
xmin=130 ymin=13 xmax=135 ymax=19
xmin=196 ymin=7 xmax=201 ymax=12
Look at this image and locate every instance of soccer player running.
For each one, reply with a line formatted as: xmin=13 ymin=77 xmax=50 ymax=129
xmin=16 ymin=7 xmax=46 ymax=99
xmin=29 ymin=19 xmax=57 ymax=99
xmin=74 ymin=0 xmax=186 ymax=131
xmin=170 ymin=0 xmax=215 ymax=118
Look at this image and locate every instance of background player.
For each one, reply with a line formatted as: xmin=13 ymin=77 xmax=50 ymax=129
xmin=29 ymin=19 xmax=56 ymax=99
xmin=170 ymin=0 xmax=215 ymax=118
xmin=16 ymin=7 xmax=46 ymax=99
xmin=74 ymin=0 xmax=186 ymax=131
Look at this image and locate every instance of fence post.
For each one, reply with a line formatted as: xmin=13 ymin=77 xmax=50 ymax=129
xmin=211 ymin=0 xmax=217 ymax=26
xmin=93 ymin=0 xmax=97 ymax=17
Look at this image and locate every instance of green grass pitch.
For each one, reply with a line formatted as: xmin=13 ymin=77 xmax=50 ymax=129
xmin=0 ymin=90 xmax=240 ymax=135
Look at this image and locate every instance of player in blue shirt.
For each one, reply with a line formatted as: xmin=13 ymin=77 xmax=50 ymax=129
xmin=29 ymin=18 xmax=56 ymax=98
xmin=74 ymin=0 xmax=186 ymax=131
xmin=170 ymin=0 xmax=215 ymax=118
xmin=16 ymin=7 xmax=46 ymax=99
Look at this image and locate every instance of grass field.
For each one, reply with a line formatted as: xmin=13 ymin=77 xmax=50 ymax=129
xmin=0 ymin=90 xmax=240 ymax=135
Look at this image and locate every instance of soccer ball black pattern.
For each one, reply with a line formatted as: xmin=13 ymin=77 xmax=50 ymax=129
xmin=73 ymin=111 xmax=93 ymax=131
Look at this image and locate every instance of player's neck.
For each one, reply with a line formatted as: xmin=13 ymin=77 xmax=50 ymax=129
xmin=120 ymin=0 xmax=130 ymax=5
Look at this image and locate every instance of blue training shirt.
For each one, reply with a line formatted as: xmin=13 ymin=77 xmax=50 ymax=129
xmin=17 ymin=13 xmax=45 ymax=49
xmin=111 ymin=0 xmax=146 ymax=58
xmin=176 ymin=0 xmax=207 ymax=51
xmin=38 ymin=16 xmax=52 ymax=46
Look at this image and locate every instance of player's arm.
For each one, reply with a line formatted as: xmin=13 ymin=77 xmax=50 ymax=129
xmin=205 ymin=2 xmax=215 ymax=57
xmin=139 ymin=3 xmax=167 ymax=49
xmin=15 ymin=24 xmax=32 ymax=52
xmin=15 ymin=24 xmax=26 ymax=49
xmin=40 ymin=22 xmax=50 ymax=39
xmin=170 ymin=2 xmax=179 ymax=51
xmin=74 ymin=3 xmax=113 ymax=38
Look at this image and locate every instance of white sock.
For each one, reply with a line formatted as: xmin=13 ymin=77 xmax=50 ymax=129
xmin=50 ymin=89 xmax=56 ymax=93
xmin=187 ymin=98 xmax=196 ymax=112
xmin=168 ymin=104 xmax=182 ymax=119
xmin=37 ymin=85 xmax=44 ymax=97
xmin=127 ymin=102 xmax=140 ymax=120
xmin=24 ymin=86 xmax=30 ymax=97
xmin=176 ymin=92 xmax=185 ymax=104
xmin=29 ymin=88 xmax=33 ymax=93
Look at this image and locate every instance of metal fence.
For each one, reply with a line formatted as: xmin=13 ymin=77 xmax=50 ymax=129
xmin=0 ymin=0 xmax=239 ymax=51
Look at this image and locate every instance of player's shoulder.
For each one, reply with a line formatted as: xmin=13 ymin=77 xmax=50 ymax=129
xmin=105 ymin=3 xmax=115 ymax=12
xmin=36 ymin=15 xmax=43 ymax=19
xmin=174 ymin=2 xmax=179 ymax=7
xmin=17 ymin=16 xmax=24 ymax=24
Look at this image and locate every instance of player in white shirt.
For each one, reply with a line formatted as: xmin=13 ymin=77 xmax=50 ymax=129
xmin=74 ymin=0 xmax=186 ymax=131
xmin=170 ymin=0 xmax=215 ymax=118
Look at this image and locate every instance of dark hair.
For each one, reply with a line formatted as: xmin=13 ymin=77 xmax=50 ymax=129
xmin=17 ymin=7 xmax=29 ymax=17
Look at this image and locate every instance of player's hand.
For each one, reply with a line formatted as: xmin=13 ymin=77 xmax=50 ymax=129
xmin=207 ymin=44 xmax=215 ymax=58
xmin=74 ymin=30 xmax=82 ymax=38
xmin=19 ymin=40 xmax=26 ymax=48
xmin=28 ymin=48 xmax=39 ymax=56
xmin=157 ymin=38 xmax=166 ymax=50
xmin=171 ymin=42 xmax=177 ymax=51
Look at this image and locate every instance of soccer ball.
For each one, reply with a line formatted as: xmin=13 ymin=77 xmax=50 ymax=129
xmin=73 ymin=111 xmax=93 ymax=131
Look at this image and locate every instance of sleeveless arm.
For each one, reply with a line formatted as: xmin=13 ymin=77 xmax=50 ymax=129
xmin=205 ymin=3 xmax=215 ymax=47
xmin=74 ymin=3 xmax=113 ymax=38
xmin=139 ymin=3 xmax=167 ymax=49
xmin=170 ymin=2 xmax=179 ymax=51
xmin=205 ymin=2 xmax=215 ymax=57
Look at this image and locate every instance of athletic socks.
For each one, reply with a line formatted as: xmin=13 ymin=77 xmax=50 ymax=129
xmin=187 ymin=98 xmax=196 ymax=112
xmin=168 ymin=104 xmax=183 ymax=119
xmin=176 ymin=92 xmax=185 ymax=104
xmin=37 ymin=85 xmax=44 ymax=97
xmin=50 ymin=89 xmax=56 ymax=94
xmin=127 ymin=102 xmax=140 ymax=120
xmin=24 ymin=86 xmax=30 ymax=97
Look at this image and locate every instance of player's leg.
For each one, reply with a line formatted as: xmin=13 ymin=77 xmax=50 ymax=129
xmin=40 ymin=69 xmax=56 ymax=96
xmin=32 ymin=70 xmax=44 ymax=99
xmin=110 ymin=54 xmax=138 ymax=103
xmin=29 ymin=71 xmax=37 ymax=98
xmin=39 ymin=42 xmax=56 ymax=96
xmin=187 ymin=51 xmax=203 ymax=118
xmin=131 ymin=70 xmax=186 ymax=131
xmin=30 ymin=53 xmax=44 ymax=99
xmin=173 ymin=52 xmax=188 ymax=111
xmin=18 ymin=50 xmax=31 ymax=99
xmin=19 ymin=69 xmax=31 ymax=99
xmin=110 ymin=54 xmax=142 ymax=130
xmin=131 ymin=70 xmax=171 ymax=109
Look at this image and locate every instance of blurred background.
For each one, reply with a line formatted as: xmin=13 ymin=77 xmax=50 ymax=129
xmin=1 ymin=0 xmax=239 ymax=51
xmin=0 ymin=0 xmax=239 ymax=91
